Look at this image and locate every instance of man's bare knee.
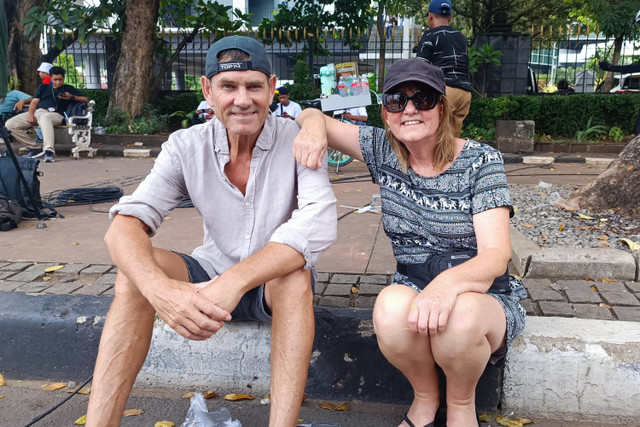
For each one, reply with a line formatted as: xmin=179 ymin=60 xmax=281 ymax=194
xmin=265 ymin=268 xmax=312 ymax=309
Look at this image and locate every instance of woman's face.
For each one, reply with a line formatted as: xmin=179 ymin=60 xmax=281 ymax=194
xmin=382 ymin=85 xmax=442 ymax=147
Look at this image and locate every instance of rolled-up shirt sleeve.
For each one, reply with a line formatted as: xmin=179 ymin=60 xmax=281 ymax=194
xmin=269 ymin=158 xmax=337 ymax=269
xmin=109 ymin=139 xmax=188 ymax=237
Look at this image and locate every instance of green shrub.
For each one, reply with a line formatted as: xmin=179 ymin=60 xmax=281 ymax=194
xmin=608 ymin=126 xmax=625 ymax=142
xmin=78 ymin=89 xmax=109 ymax=124
xmin=290 ymin=60 xmax=318 ymax=102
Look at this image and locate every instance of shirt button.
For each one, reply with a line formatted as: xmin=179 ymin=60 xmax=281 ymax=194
xmin=245 ymin=234 xmax=250 ymax=240
xmin=222 ymin=155 xmax=229 ymax=161
xmin=245 ymin=202 xmax=251 ymax=207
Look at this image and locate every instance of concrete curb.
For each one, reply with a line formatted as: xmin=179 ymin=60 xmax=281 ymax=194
xmin=503 ymin=316 xmax=640 ymax=423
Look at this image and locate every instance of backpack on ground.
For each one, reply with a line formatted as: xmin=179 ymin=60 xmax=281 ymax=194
xmin=0 ymin=195 xmax=22 ymax=231
xmin=0 ymin=155 xmax=56 ymax=219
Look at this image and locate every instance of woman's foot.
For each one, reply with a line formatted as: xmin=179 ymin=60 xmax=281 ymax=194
xmin=398 ymin=394 xmax=438 ymax=427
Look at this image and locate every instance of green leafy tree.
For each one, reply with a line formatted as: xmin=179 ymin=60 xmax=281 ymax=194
xmin=290 ymin=60 xmax=317 ymax=101
xmin=468 ymin=43 xmax=502 ymax=97
xmin=53 ymin=53 xmax=84 ymax=88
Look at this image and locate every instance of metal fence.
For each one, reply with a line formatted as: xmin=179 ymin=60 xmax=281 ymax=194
xmin=44 ymin=24 xmax=640 ymax=96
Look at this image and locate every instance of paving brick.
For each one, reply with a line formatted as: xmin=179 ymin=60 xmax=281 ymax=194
xmin=593 ymin=282 xmax=627 ymax=293
xmin=527 ymin=288 xmax=564 ymax=301
xmin=329 ymin=274 xmax=359 ymax=285
xmin=0 ymin=280 xmax=25 ymax=292
xmin=16 ymin=282 xmax=53 ymax=293
xmin=354 ymin=296 xmax=377 ymax=309
xmin=314 ymin=282 xmax=327 ymax=296
xmin=318 ymin=296 xmax=350 ymax=308
xmin=572 ymin=304 xmax=614 ymax=320
xmin=23 ymin=263 xmax=59 ymax=273
xmin=80 ymin=264 xmax=113 ymax=275
xmin=552 ymin=280 xmax=592 ymax=292
xmin=324 ymin=283 xmax=352 ymax=297
xmin=313 ymin=295 xmax=321 ymax=305
xmin=60 ymin=263 xmax=90 ymax=274
xmin=9 ymin=269 xmax=46 ymax=282
xmin=0 ymin=262 xmax=32 ymax=271
xmin=600 ymin=291 xmax=640 ymax=306
xmin=565 ymin=288 xmax=602 ymax=304
xmin=359 ymin=275 xmax=389 ymax=285
xmin=102 ymin=287 xmax=115 ymax=297
xmin=73 ymin=284 xmax=113 ymax=296
xmin=0 ymin=262 xmax=9 ymax=269
xmin=43 ymin=283 xmax=84 ymax=294
xmin=612 ymin=306 xmax=640 ymax=322
xmin=95 ymin=273 xmax=117 ymax=286
xmin=538 ymin=301 xmax=575 ymax=317
xmin=316 ymin=272 xmax=330 ymax=283
xmin=522 ymin=278 xmax=552 ymax=289
xmin=359 ymin=284 xmax=386 ymax=296
xmin=625 ymin=281 xmax=640 ymax=293
xmin=519 ymin=299 xmax=537 ymax=316
xmin=0 ymin=271 xmax=17 ymax=280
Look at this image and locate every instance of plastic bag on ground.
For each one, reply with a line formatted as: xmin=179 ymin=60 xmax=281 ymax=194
xmin=549 ymin=191 xmax=578 ymax=211
xmin=181 ymin=393 xmax=242 ymax=427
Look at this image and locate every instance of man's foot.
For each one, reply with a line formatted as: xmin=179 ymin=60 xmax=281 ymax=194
xmin=25 ymin=149 xmax=43 ymax=158
xmin=44 ymin=150 xmax=55 ymax=162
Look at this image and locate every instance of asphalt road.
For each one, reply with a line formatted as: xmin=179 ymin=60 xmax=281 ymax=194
xmin=0 ymin=379 xmax=627 ymax=427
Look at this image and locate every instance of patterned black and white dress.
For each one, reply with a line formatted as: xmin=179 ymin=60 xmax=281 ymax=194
xmin=360 ymin=126 xmax=526 ymax=347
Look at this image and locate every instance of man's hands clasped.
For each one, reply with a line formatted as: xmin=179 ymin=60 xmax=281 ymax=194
xmin=145 ymin=278 xmax=232 ymax=341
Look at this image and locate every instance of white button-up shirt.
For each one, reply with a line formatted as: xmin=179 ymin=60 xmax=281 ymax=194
xmin=110 ymin=114 xmax=337 ymax=277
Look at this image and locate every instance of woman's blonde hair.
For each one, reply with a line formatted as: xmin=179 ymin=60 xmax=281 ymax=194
xmin=382 ymin=90 xmax=457 ymax=173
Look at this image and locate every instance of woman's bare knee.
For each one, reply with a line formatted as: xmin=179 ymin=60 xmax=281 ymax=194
xmin=373 ymin=285 xmax=416 ymax=342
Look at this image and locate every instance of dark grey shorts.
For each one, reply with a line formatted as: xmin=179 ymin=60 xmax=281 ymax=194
xmin=177 ymin=253 xmax=272 ymax=324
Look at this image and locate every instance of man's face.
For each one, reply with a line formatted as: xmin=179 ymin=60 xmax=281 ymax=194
xmin=278 ymin=93 xmax=290 ymax=106
xmin=202 ymin=70 xmax=276 ymax=139
xmin=51 ymin=74 xmax=65 ymax=89
xmin=38 ymin=71 xmax=48 ymax=81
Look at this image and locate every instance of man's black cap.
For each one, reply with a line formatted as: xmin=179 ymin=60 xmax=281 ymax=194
xmin=205 ymin=36 xmax=272 ymax=78
xmin=277 ymin=86 xmax=289 ymax=95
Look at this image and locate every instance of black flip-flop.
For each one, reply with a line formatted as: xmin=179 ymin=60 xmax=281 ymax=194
xmin=402 ymin=413 xmax=434 ymax=427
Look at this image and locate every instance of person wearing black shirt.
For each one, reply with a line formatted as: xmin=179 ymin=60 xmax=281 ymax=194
xmin=6 ymin=66 xmax=88 ymax=162
xmin=416 ymin=0 xmax=472 ymax=137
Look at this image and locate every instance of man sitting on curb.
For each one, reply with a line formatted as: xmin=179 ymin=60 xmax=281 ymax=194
xmin=5 ymin=66 xmax=87 ymax=162
xmin=85 ymin=36 xmax=337 ymax=427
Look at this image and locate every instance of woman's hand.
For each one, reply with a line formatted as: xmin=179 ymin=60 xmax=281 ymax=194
xmin=407 ymin=279 xmax=458 ymax=336
xmin=293 ymin=109 xmax=328 ymax=169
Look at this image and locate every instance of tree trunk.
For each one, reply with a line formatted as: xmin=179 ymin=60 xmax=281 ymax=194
xmin=568 ymin=136 xmax=640 ymax=217
xmin=108 ymin=0 xmax=159 ymax=119
xmin=602 ymin=35 xmax=623 ymax=93
xmin=5 ymin=0 xmax=44 ymax=94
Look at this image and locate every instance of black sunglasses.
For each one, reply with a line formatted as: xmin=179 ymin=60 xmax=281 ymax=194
xmin=382 ymin=90 xmax=440 ymax=113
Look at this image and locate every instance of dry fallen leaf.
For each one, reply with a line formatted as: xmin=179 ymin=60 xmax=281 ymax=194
xmin=155 ymin=422 xmax=175 ymax=427
xmin=0 ymin=373 xmax=5 ymax=386
xmin=478 ymin=413 xmax=493 ymax=422
xmin=558 ymin=224 xmax=565 ymax=231
xmin=600 ymin=218 xmax=608 ymax=222
xmin=44 ymin=265 xmax=65 ymax=273
xmin=319 ymin=401 xmax=336 ymax=410
xmin=598 ymin=235 xmax=608 ymax=240
xmin=585 ymin=278 xmax=595 ymax=282
xmin=182 ymin=392 xmax=194 ymax=399
xmin=73 ymin=415 xmax=87 ymax=425
xmin=224 ymin=393 xmax=254 ymax=401
xmin=42 ymin=276 xmax=52 ymax=281
xmin=621 ymin=238 xmax=640 ymax=251
xmin=203 ymin=390 xmax=216 ymax=399
xmin=601 ymin=278 xmax=616 ymax=283
xmin=514 ymin=416 xmax=533 ymax=425
xmin=0 ymin=395 xmax=4 ymax=399
xmin=600 ymin=302 xmax=612 ymax=310
xmin=335 ymin=402 xmax=350 ymax=411
xmin=42 ymin=382 xmax=67 ymax=391
xmin=521 ymin=223 xmax=535 ymax=228
xmin=70 ymin=241 xmax=80 ymax=246
xmin=351 ymin=286 xmax=359 ymax=294
xmin=577 ymin=213 xmax=596 ymax=220
xmin=496 ymin=415 xmax=524 ymax=427
xmin=123 ymin=408 xmax=144 ymax=416
xmin=66 ymin=387 xmax=91 ymax=395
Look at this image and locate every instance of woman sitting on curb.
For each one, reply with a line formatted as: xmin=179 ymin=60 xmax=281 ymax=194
xmin=293 ymin=58 xmax=527 ymax=427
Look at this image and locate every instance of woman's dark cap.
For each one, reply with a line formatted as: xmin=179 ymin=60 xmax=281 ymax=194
xmin=383 ymin=58 xmax=446 ymax=95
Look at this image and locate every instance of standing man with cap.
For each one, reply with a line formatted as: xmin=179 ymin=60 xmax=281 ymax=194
xmin=85 ymin=35 xmax=336 ymax=427
xmin=416 ymin=0 xmax=472 ymax=137
xmin=274 ymin=86 xmax=302 ymax=119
